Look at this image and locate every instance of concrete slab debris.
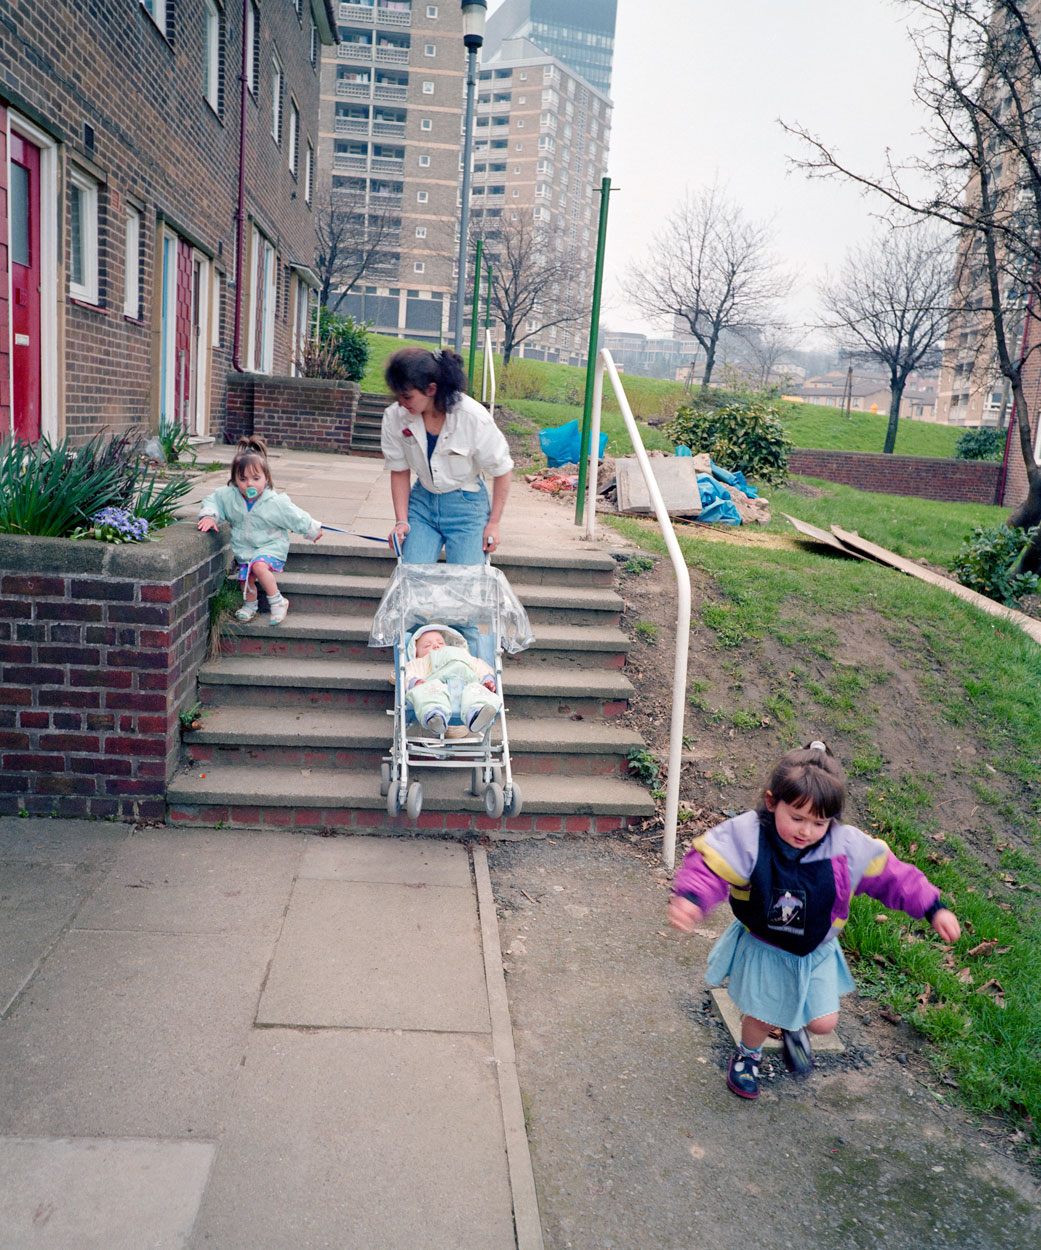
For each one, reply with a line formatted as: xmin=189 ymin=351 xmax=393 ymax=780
xmin=615 ymin=457 xmax=703 ymax=516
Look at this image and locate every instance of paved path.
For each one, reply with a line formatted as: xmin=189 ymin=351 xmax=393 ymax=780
xmin=0 ymin=818 xmax=542 ymax=1249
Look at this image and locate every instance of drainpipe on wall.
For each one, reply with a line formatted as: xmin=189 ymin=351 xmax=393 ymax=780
xmin=231 ymin=0 xmax=250 ymax=372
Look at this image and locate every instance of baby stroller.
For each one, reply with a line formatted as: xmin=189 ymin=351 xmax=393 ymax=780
xmin=368 ymin=560 xmax=534 ymax=821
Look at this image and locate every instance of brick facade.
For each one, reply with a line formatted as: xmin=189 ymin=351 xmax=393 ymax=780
xmin=225 ymin=374 xmax=360 ymax=452
xmin=0 ymin=527 xmax=228 ymax=820
xmin=788 ymin=449 xmax=1002 ymax=505
xmin=0 ymin=103 xmax=8 ymax=426
xmin=1 ymin=1 xmax=336 ymax=442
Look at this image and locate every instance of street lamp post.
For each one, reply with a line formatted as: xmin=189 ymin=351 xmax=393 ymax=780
xmin=453 ymin=1 xmax=486 ymax=354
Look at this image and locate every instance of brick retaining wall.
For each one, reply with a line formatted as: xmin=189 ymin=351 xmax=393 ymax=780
xmin=225 ymin=374 xmax=360 ymax=453
xmin=0 ymin=525 xmax=228 ymax=820
xmin=788 ymin=449 xmax=1001 ymax=504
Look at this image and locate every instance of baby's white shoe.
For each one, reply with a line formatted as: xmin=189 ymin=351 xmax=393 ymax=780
xmin=423 ymin=711 xmax=447 ymax=737
xmin=467 ymin=704 xmax=498 ymax=735
xmin=268 ymin=595 xmax=289 ymax=626
xmin=235 ymin=600 xmax=259 ymax=623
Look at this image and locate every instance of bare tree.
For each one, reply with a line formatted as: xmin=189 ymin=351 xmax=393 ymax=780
xmin=314 ymin=186 xmax=399 ymax=311
xmin=783 ymin=0 xmax=1041 ymax=568
xmin=742 ymin=325 xmax=800 ymax=392
xmin=818 ymin=224 xmax=952 ymax=453
xmin=623 ymin=185 xmax=790 ymax=391
xmin=474 ymin=217 xmax=586 ymax=365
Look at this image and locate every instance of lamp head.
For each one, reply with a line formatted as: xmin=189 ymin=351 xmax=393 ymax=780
xmin=461 ymin=0 xmax=487 ymax=49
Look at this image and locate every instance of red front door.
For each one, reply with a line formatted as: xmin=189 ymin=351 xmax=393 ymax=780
xmin=173 ymin=237 xmax=193 ymax=430
xmin=10 ymin=131 xmax=42 ymax=441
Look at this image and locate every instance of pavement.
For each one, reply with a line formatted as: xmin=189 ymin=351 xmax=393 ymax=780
xmin=0 ymin=818 xmax=542 ymax=1250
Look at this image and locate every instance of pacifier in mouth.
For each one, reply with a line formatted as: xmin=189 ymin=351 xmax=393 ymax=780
xmin=245 ymin=486 xmax=259 ymax=499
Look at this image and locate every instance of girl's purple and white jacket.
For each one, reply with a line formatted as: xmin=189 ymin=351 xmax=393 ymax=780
xmin=672 ymin=809 xmax=943 ymax=957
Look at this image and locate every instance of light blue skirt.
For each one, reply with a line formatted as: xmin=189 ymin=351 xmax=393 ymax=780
xmin=706 ymin=919 xmax=856 ymax=1031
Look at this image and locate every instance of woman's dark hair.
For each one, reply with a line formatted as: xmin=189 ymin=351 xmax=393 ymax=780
xmin=229 ymin=435 xmax=273 ymax=489
xmin=757 ymin=740 xmax=846 ymax=821
xmin=384 ymin=348 xmax=467 ymax=414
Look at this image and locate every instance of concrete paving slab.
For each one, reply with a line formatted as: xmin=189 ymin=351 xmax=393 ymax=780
xmin=0 ymin=816 xmax=132 ymax=867
xmin=298 ymin=835 xmax=472 ymax=887
xmin=0 ymin=864 xmax=89 ymax=1015
xmin=710 ymin=985 xmax=845 ymax=1054
xmin=187 ymin=1028 xmax=515 ymax=1250
xmin=258 ymin=878 xmax=490 ymax=1033
xmin=0 ymin=931 xmax=271 ymax=1139
xmin=72 ymin=828 xmax=303 ymax=937
xmin=0 ymin=1136 xmax=215 ymax=1250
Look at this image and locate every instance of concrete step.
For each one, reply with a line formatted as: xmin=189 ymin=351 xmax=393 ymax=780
xmin=196 ymin=656 xmax=633 ymax=718
xmin=185 ymin=708 xmax=645 ymax=775
xmin=270 ymin=572 xmax=623 ymax=626
xmin=167 ymin=764 xmax=655 ymax=835
xmin=218 ymin=613 xmax=629 ymax=669
xmin=283 ymin=540 xmax=617 ymax=587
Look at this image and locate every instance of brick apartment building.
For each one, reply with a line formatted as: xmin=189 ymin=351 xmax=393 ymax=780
xmin=1 ymin=0 xmax=337 ymax=446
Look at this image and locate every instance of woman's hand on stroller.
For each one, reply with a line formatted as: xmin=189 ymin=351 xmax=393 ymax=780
xmin=388 ymin=520 xmax=410 ymax=553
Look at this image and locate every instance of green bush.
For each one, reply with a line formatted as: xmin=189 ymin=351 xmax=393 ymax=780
xmin=0 ymin=432 xmax=192 ymax=538
xmin=954 ymin=427 xmax=1005 ymax=462
xmin=950 ymin=524 xmax=1040 ymax=605
xmin=315 ymin=309 xmax=370 ymax=382
xmin=662 ymin=397 xmax=792 ymax=484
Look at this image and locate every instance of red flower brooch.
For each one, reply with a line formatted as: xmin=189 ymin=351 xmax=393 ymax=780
xmin=402 ymin=428 xmax=413 ymax=437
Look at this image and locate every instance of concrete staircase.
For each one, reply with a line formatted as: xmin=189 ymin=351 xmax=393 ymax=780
xmin=348 ymin=392 xmax=388 ymax=457
xmin=168 ymin=544 xmax=656 ymax=835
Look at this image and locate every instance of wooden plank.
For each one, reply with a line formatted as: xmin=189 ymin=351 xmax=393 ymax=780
xmin=782 ymin=513 xmax=871 ymax=559
xmin=830 ymin=525 xmax=1041 ymax=647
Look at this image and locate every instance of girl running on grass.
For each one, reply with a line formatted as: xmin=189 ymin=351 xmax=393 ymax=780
xmin=668 ymin=741 xmax=961 ymax=1100
xmin=197 ymin=436 xmax=322 ymax=626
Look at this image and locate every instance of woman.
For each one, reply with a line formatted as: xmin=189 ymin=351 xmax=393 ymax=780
xmin=381 ymin=348 xmax=513 ymax=563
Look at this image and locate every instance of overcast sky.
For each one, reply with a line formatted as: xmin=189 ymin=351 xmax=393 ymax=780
xmin=489 ymin=0 xmax=933 ymax=348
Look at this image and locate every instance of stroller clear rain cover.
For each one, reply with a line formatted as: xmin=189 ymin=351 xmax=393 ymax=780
xmin=367 ymin=563 xmax=535 ymax=656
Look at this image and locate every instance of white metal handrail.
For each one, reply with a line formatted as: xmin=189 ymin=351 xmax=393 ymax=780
xmin=482 ymin=329 xmax=496 ymax=418
xmin=584 ymin=348 xmax=691 ymax=871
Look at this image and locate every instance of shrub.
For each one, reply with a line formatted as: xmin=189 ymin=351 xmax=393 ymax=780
xmin=0 ymin=432 xmax=192 ymax=538
xmin=499 ymin=358 xmax=545 ymax=400
xmin=310 ymin=309 xmax=370 ymax=382
xmin=950 ymin=524 xmax=1040 ymax=605
xmin=954 ymin=427 xmax=1005 ymax=462
xmin=662 ymin=397 xmax=792 ymax=484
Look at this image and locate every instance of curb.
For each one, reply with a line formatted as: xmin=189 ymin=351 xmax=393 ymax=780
xmin=472 ymin=847 xmax=545 ymax=1250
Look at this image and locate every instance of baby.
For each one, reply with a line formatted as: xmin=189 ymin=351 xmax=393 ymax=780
xmin=404 ymin=624 xmax=501 ymax=738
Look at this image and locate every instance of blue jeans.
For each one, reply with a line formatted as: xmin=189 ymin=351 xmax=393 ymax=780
xmin=403 ymin=481 xmax=489 ymax=564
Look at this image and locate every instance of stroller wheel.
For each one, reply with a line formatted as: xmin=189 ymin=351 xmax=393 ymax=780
xmin=503 ymin=781 xmax=523 ymax=818
xmin=406 ymin=781 xmax=423 ymax=820
xmin=469 ymin=766 xmax=486 ymax=797
xmin=484 ymin=782 xmax=505 ymax=819
xmin=387 ymin=785 xmax=403 ymax=818
xmin=379 ymin=763 xmax=391 ymax=797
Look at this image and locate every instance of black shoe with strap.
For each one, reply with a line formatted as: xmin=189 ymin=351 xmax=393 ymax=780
xmin=726 ymin=1049 xmax=760 ymax=1099
xmin=781 ymin=1027 xmax=813 ymax=1077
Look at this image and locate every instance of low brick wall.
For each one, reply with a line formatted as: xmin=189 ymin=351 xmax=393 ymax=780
xmin=0 ymin=525 xmax=228 ymax=821
xmin=225 ymin=373 xmax=360 ymax=453
xmin=788 ymin=449 xmax=1002 ymax=504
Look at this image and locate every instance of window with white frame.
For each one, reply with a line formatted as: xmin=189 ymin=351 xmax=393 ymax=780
xmin=204 ymin=0 xmax=222 ymax=111
xmin=140 ymin=0 xmax=168 ymax=35
xmin=422 ymin=81 xmax=434 ymax=94
xmin=418 ymin=154 xmax=430 ymax=167
xmin=415 ymin=225 xmax=427 ymax=238
xmin=247 ymin=1 xmax=259 ymax=94
xmin=272 ymin=54 xmax=283 ymax=142
xmin=305 ymin=141 xmax=314 ymax=203
xmin=424 ymin=44 xmax=435 ymax=56
xmin=124 ymin=206 xmax=141 ymax=318
xmin=288 ymin=99 xmax=299 ymax=172
xmin=69 ymin=168 xmax=99 ymax=304
xmin=414 ymin=262 xmax=425 ymax=273
xmin=426 ymin=5 xmax=438 ymax=16
xmin=420 ymin=118 xmax=432 ymax=130
xmin=417 ymin=190 xmax=428 ymax=203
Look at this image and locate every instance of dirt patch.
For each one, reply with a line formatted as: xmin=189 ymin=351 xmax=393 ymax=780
xmin=488 ymin=836 xmax=1041 ymax=1250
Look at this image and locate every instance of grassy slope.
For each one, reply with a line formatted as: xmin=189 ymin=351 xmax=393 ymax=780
xmin=362 ymin=333 xmax=965 ymax=459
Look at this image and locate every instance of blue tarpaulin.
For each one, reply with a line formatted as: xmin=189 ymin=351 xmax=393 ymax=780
xmin=539 ymin=420 xmax=608 ymax=468
xmin=696 ymin=474 xmax=742 ymax=525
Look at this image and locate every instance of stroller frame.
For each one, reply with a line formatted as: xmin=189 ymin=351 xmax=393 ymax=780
xmin=369 ymin=559 xmax=533 ymax=821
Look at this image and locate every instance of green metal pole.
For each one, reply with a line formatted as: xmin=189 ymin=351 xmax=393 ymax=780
xmin=485 ymin=263 xmax=492 ymax=336
xmin=468 ymin=239 xmax=482 ymax=391
xmin=576 ymin=177 xmax=612 ymax=526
